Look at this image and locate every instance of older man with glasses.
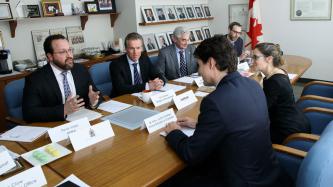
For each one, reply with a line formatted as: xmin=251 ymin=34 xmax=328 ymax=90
xmin=226 ymin=22 xmax=250 ymax=61
xmin=23 ymin=34 xmax=103 ymax=122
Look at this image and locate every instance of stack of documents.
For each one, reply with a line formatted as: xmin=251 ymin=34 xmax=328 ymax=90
xmin=98 ymin=100 xmax=132 ymax=113
xmin=0 ymin=126 xmax=49 ymax=142
xmin=66 ymin=108 xmax=102 ymax=122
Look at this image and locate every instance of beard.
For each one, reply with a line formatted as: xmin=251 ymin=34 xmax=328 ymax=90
xmin=53 ymin=57 xmax=74 ymax=70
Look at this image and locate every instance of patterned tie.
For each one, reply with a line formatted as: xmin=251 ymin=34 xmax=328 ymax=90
xmin=179 ymin=50 xmax=187 ymax=76
xmin=61 ymin=71 xmax=71 ymax=101
xmin=132 ymin=63 xmax=142 ymax=85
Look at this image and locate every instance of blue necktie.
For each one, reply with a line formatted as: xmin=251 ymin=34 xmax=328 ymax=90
xmin=132 ymin=63 xmax=142 ymax=85
xmin=179 ymin=50 xmax=187 ymax=76
xmin=61 ymin=71 xmax=71 ymax=101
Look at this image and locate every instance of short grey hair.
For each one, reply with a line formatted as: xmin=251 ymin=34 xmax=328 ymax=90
xmin=173 ymin=26 xmax=189 ymax=38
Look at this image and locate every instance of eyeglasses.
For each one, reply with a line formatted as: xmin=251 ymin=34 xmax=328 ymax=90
xmin=53 ymin=48 xmax=73 ymax=55
xmin=231 ymin=30 xmax=242 ymax=35
xmin=252 ymin=55 xmax=265 ymax=60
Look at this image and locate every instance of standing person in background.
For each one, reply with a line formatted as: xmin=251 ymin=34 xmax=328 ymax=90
xmin=253 ymin=42 xmax=311 ymax=144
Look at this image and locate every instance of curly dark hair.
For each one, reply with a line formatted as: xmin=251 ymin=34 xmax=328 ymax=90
xmin=43 ymin=34 xmax=67 ymax=54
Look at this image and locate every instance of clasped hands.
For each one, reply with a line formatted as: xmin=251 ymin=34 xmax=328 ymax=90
xmin=64 ymin=85 xmax=100 ymax=116
xmin=148 ymin=78 xmax=164 ymax=90
xmin=164 ymin=117 xmax=197 ymax=134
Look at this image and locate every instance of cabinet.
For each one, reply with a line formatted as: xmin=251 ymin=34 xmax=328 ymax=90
xmin=2 ymin=13 xmax=120 ymax=38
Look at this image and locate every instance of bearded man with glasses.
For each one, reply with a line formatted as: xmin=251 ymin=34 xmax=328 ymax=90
xmin=23 ymin=34 xmax=103 ymax=122
xmin=226 ymin=22 xmax=250 ymax=61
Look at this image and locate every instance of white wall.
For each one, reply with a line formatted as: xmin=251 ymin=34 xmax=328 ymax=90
xmin=0 ymin=0 xmax=114 ymax=61
xmin=209 ymin=0 xmax=333 ymax=81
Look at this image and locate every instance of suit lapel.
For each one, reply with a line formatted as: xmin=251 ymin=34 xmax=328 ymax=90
xmin=45 ymin=64 xmax=63 ymax=103
xmin=123 ymin=55 xmax=133 ymax=84
xmin=139 ymin=56 xmax=147 ymax=83
xmin=171 ymin=45 xmax=180 ymax=76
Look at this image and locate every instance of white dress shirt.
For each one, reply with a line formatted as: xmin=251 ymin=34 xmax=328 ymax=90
xmin=50 ymin=62 xmax=77 ymax=104
xmin=126 ymin=55 xmax=149 ymax=90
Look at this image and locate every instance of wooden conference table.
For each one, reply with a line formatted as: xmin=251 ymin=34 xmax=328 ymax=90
xmin=1 ymin=55 xmax=311 ymax=186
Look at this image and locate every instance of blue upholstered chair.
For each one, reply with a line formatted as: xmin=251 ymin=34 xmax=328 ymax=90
xmin=274 ymin=122 xmax=333 ymax=186
xmin=4 ymin=78 xmax=26 ymax=127
xmin=89 ymin=61 xmax=112 ymax=97
xmin=149 ymin=55 xmax=159 ymax=64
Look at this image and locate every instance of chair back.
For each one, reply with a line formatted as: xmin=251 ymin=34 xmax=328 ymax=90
xmin=296 ymin=99 xmax=333 ymax=111
xmin=149 ymin=55 xmax=159 ymax=64
xmin=305 ymin=110 xmax=333 ymax=134
xmin=296 ymin=122 xmax=333 ymax=187
xmin=89 ymin=61 xmax=112 ymax=96
xmin=302 ymin=83 xmax=333 ymax=98
xmin=4 ymin=78 xmax=25 ymax=119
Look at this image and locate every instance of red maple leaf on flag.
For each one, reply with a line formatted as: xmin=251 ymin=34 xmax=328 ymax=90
xmin=246 ymin=17 xmax=263 ymax=49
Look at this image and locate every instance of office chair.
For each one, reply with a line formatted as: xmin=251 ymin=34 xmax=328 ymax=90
xmin=273 ymin=122 xmax=333 ymax=187
xmin=89 ymin=61 xmax=112 ymax=98
xmin=149 ymin=55 xmax=159 ymax=64
xmin=4 ymin=78 xmax=27 ymax=127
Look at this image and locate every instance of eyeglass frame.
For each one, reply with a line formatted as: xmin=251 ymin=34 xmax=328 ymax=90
xmin=252 ymin=54 xmax=265 ymax=60
xmin=52 ymin=48 xmax=74 ymax=55
xmin=231 ymin=29 xmax=242 ymax=35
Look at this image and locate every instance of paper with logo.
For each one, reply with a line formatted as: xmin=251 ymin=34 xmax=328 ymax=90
xmin=66 ymin=108 xmax=102 ymax=122
xmin=0 ymin=151 xmax=16 ymax=175
xmin=173 ymin=90 xmax=198 ymax=110
xmin=69 ymin=121 xmax=115 ymax=151
xmin=0 ymin=126 xmax=49 ymax=142
xmin=21 ymin=143 xmax=72 ymax=166
xmin=143 ymin=109 xmax=177 ymax=133
xmin=56 ymin=174 xmax=90 ymax=187
xmin=151 ymin=90 xmax=176 ymax=107
xmin=48 ymin=117 xmax=91 ymax=142
xmin=98 ymin=100 xmax=132 ymax=113
xmin=0 ymin=166 xmax=47 ymax=187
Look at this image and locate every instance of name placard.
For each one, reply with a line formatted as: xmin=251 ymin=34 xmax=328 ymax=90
xmin=194 ymin=76 xmax=204 ymax=87
xmin=173 ymin=90 xmax=198 ymax=110
xmin=143 ymin=109 xmax=177 ymax=133
xmin=0 ymin=151 xmax=16 ymax=175
xmin=69 ymin=121 xmax=115 ymax=152
xmin=48 ymin=117 xmax=91 ymax=142
xmin=0 ymin=166 xmax=47 ymax=187
xmin=151 ymin=90 xmax=176 ymax=107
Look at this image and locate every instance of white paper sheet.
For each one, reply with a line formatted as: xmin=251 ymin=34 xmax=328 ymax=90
xmin=66 ymin=108 xmax=102 ymax=122
xmin=160 ymin=127 xmax=195 ymax=137
xmin=173 ymin=76 xmax=194 ymax=84
xmin=195 ymin=91 xmax=209 ymax=97
xmin=288 ymin=73 xmax=298 ymax=80
xmin=98 ymin=100 xmax=132 ymax=113
xmin=159 ymin=83 xmax=186 ymax=93
xmin=0 ymin=126 xmax=49 ymax=142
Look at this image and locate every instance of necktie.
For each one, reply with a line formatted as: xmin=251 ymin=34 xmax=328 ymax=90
xmin=132 ymin=63 xmax=141 ymax=85
xmin=179 ymin=50 xmax=187 ymax=76
xmin=61 ymin=71 xmax=71 ymax=101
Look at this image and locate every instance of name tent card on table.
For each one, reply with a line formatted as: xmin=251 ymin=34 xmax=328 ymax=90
xmin=194 ymin=76 xmax=204 ymax=87
xmin=48 ymin=117 xmax=91 ymax=143
xmin=0 ymin=151 xmax=16 ymax=175
xmin=173 ymin=90 xmax=198 ymax=110
xmin=69 ymin=120 xmax=115 ymax=152
xmin=151 ymin=90 xmax=176 ymax=107
xmin=0 ymin=166 xmax=47 ymax=187
xmin=143 ymin=108 xmax=177 ymax=134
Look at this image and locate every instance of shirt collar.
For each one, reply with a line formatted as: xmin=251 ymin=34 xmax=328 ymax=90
xmin=126 ymin=55 xmax=138 ymax=65
xmin=175 ymin=46 xmax=184 ymax=54
xmin=50 ymin=62 xmax=67 ymax=75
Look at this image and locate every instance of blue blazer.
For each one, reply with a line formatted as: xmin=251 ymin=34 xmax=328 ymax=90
xmin=166 ymin=72 xmax=288 ymax=186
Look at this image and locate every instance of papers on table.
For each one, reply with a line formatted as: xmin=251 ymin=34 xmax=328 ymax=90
xmin=159 ymin=83 xmax=186 ymax=93
xmin=0 ymin=166 xmax=47 ymax=187
xmin=102 ymin=106 xmax=159 ymax=130
xmin=0 ymin=151 xmax=16 ymax=175
xmin=288 ymin=73 xmax=298 ymax=80
xmin=143 ymin=109 xmax=177 ymax=133
xmin=21 ymin=143 xmax=72 ymax=166
xmin=98 ymin=100 xmax=132 ymax=113
xmin=0 ymin=126 xmax=49 ymax=142
xmin=195 ymin=91 xmax=209 ymax=97
xmin=66 ymin=108 xmax=102 ymax=122
xmin=160 ymin=127 xmax=195 ymax=137
xmin=56 ymin=174 xmax=90 ymax=187
xmin=0 ymin=145 xmax=20 ymax=159
xmin=173 ymin=76 xmax=194 ymax=84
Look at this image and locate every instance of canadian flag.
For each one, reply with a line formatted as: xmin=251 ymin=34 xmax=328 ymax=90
xmin=245 ymin=0 xmax=264 ymax=49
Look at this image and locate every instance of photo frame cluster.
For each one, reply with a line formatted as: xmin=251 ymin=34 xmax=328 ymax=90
xmin=141 ymin=4 xmax=212 ymax=23
xmin=84 ymin=0 xmax=116 ymax=14
xmin=142 ymin=26 xmax=212 ymax=52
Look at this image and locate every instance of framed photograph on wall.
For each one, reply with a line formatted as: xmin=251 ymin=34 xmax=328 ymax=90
xmin=291 ymin=0 xmax=332 ymax=20
xmin=22 ymin=5 xmax=41 ymax=18
xmin=164 ymin=6 xmax=178 ymax=20
xmin=97 ymin=0 xmax=116 ymax=13
xmin=84 ymin=2 xmax=99 ymax=14
xmin=41 ymin=0 xmax=62 ymax=17
xmin=228 ymin=4 xmax=248 ymax=31
xmin=202 ymin=4 xmax=212 ymax=17
xmin=0 ymin=3 xmax=13 ymax=20
xmin=201 ymin=26 xmax=212 ymax=39
xmin=184 ymin=5 xmax=196 ymax=19
xmin=155 ymin=33 xmax=170 ymax=49
xmin=166 ymin=31 xmax=174 ymax=44
xmin=31 ymin=29 xmax=50 ymax=61
xmin=175 ymin=6 xmax=187 ymax=20
xmin=193 ymin=5 xmax=204 ymax=18
xmin=153 ymin=6 xmax=167 ymax=21
xmin=142 ymin=34 xmax=158 ymax=52
xmin=188 ymin=30 xmax=197 ymax=44
xmin=141 ymin=6 xmax=157 ymax=23
xmin=194 ymin=28 xmax=204 ymax=41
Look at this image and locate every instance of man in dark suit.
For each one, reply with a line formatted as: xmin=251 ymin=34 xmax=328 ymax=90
xmin=23 ymin=34 xmax=103 ymax=122
xmin=109 ymin=32 xmax=164 ymax=97
xmin=162 ymin=36 xmax=292 ymax=186
xmin=155 ymin=27 xmax=197 ymax=80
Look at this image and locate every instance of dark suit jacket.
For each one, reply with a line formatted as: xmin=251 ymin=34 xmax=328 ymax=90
xmin=166 ymin=72 xmax=288 ymax=186
xmin=156 ymin=44 xmax=197 ymax=80
xmin=22 ymin=63 xmax=103 ymax=122
xmin=109 ymin=54 xmax=164 ymax=97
